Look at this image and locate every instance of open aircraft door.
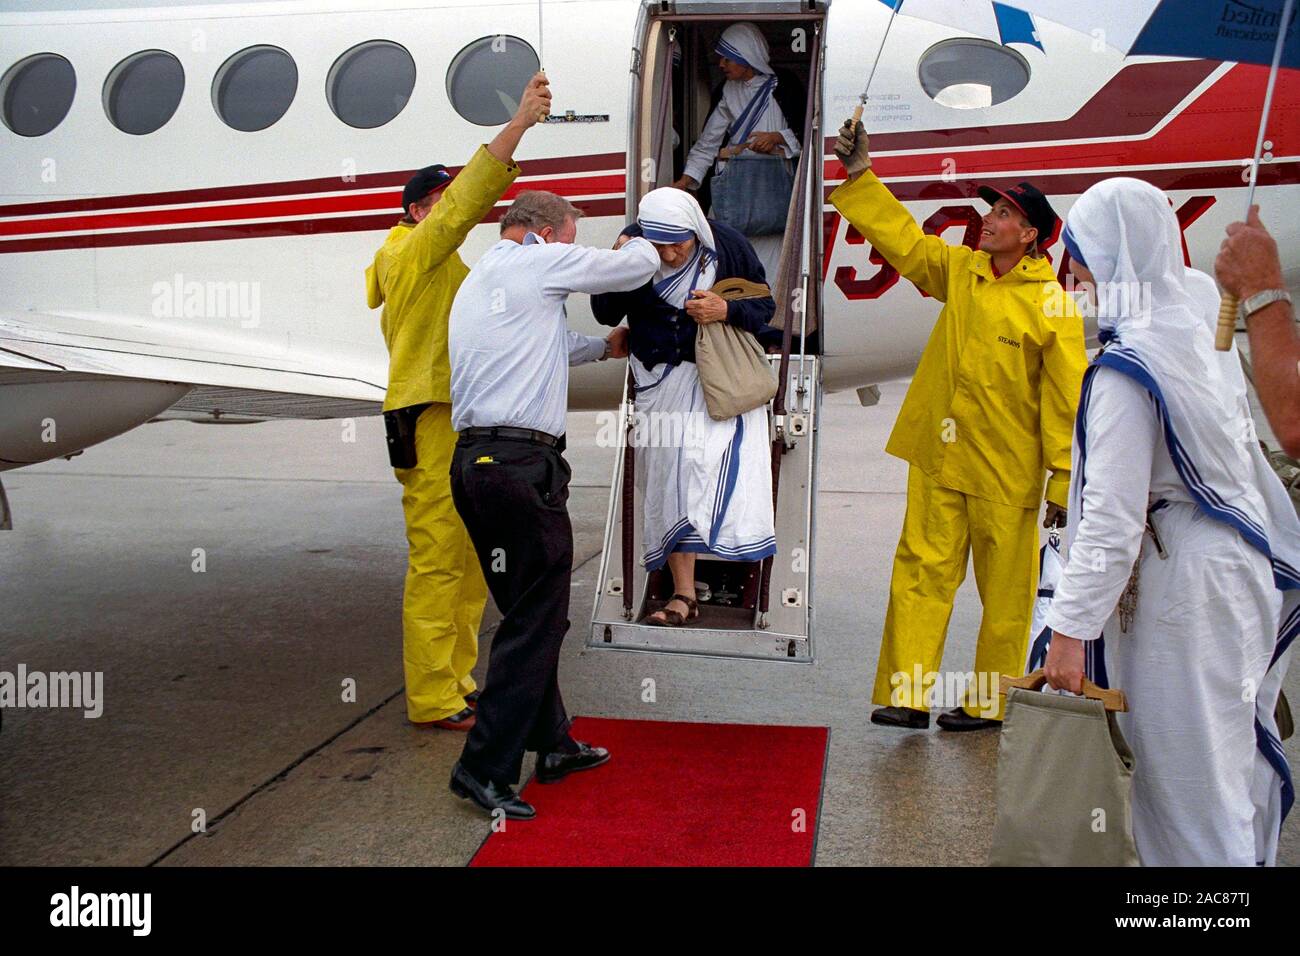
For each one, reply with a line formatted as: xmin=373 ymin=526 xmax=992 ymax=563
xmin=589 ymin=0 xmax=828 ymax=661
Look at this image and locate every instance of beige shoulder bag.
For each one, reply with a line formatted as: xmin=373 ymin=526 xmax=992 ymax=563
xmin=693 ymin=277 xmax=778 ymax=421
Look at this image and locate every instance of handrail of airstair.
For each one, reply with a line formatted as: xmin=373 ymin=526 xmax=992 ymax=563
xmin=758 ymin=22 xmax=820 ymax=625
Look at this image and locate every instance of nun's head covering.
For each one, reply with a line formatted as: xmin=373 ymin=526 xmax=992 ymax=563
xmin=1059 ymin=176 xmax=1300 ymax=685
xmin=1062 ymin=177 xmax=1202 ymax=340
xmin=637 ymin=187 xmax=716 ymax=253
xmin=715 ymin=22 xmax=772 ymax=75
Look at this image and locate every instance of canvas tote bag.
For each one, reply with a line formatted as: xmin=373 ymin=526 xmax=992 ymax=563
xmin=694 ymin=277 xmax=778 ymax=421
xmin=989 ymin=678 xmax=1140 ymax=867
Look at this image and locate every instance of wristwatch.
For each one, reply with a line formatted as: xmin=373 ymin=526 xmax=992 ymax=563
xmin=1239 ymin=289 xmax=1292 ymax=321
xmin=599 ymin=337 xmax=613 ymax=361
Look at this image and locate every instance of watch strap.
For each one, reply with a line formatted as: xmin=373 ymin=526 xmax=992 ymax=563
xmin=1239 ymin=289 xmax=1292 ymax=320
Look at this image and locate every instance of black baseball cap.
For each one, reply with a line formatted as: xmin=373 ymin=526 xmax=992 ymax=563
xmin=977 ymin=181 xmax=1060 ymax=247
xmin=402 ymin=165 xmax=453 ymax=213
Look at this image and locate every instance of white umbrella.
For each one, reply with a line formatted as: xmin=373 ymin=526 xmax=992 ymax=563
xmin=853 ymin=1 xmax=1044 ymax=122
xmin=1005 ymin=0 xmax=1298 ymax=348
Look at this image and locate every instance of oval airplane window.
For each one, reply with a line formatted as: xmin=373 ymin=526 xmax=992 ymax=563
xmin=327 ymin=40 xmax=415 ymax=129
xmin=918 ymin=38 xmax=1030 ymax=109
xmin=213 ymin=45 xmax=298 ymax=132
xmin=104 ymin=50 xmax=185 ymax=134
xmin=1 ymin=53 xmax=76 ymax=137
xmin=446 ymin=35 xmax=539 ymax=127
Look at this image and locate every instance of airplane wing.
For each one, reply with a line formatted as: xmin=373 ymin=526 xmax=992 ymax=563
xmin=0 ymin=308 xmax=385 ymax=470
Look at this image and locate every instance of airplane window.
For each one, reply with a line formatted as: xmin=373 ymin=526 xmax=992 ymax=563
xmin=104 ymin=50 xmax=184 ymax=134
xmin=213 ymin=45 xmax=297 ymax=132
xmin=918 ymin=38 xmax=1030 ymax=109
xmin=1 ymin=53 xmax=76 ymax=137
xmin=327 ymin=40 xmax=415 ymax=129
xmin=445 ymin=35 xmax=539 ymax=126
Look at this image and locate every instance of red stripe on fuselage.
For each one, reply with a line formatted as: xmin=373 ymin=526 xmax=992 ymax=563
xmin=0 ymin=172 xmax=626 ymax=238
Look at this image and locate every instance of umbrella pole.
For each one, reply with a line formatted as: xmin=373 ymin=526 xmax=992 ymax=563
xmin=1216 ymin=0 xmax=1296 ymax=350
xmin=852 ymin=0 xmax=904 ymax=125
xmin=536 ymin=0 xmax=549 ymax=123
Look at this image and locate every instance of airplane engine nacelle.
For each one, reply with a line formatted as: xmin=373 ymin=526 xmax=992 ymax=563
xmin=0 ymin=376 xmax=190 ymax=471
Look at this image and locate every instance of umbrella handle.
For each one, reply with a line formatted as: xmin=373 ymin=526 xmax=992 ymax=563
xmin=1216 ymin=293 xmax=1238 ymax=351
xmin=851 ymin=103 xmax=863 ymax=125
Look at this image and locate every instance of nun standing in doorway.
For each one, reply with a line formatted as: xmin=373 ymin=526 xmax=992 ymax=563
xmin=1042 ymin=177 xmax=1299 ymax=865
xmin=592 ymin=187 xmax=778 ymax=627
xmin=671 ymin=22 xmax=804 ymax=283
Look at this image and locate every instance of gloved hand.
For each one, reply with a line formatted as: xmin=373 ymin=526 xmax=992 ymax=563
xmin=835 ymin=118 xmax=871 ymax=178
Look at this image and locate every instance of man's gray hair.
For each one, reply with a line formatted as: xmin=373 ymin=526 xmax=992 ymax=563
xmin=500 ymin=190 xmax=583 ymax=234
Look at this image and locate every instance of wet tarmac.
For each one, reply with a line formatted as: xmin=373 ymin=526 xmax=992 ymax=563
xmin=1 ymin=382 xmax=1296 ymax=865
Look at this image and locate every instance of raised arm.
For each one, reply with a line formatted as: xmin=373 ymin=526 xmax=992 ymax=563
xmin=1215 ymin=207 xmax=1300 ymax=456
xmin=828 ymin=121 xmax=963 ymax=301
xmin=542 ymin=239 xmax=661 ymax=297
xmin=406 ymin=74 xmax=550 ymax=273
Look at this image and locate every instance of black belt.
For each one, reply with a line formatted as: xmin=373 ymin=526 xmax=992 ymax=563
xmin=460 ymin=426 xmax=565 ymax=451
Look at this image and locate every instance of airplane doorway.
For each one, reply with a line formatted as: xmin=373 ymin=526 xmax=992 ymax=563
xmin=589 ymin=1 xmax=827 ymax=662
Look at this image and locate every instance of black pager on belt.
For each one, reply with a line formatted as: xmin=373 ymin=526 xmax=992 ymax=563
xmin=383 ymin=403 xmax=429 ymax=469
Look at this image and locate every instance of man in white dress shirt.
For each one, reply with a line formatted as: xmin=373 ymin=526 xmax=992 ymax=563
xmin=446 ymin=191 xmax=660 ymax=819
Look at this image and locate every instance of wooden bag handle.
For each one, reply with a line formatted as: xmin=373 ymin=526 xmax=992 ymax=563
xmin=999 ymin=669 xmax=1128 ymax=713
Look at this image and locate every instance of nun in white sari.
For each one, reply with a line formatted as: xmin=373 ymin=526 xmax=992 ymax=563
xmin=592 ymin=188 xmax=777 ymax=627
xmin=671 ymin=22 xmax=802 ymax=282
xmin=1043 ymin=178 xmax=1298 ymax=866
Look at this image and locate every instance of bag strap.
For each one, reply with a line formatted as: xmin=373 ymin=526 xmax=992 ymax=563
xmin=717 ymin=76 xmax=777 ymax=166
xmin=709 ymin=277 xmax=771 ymax=300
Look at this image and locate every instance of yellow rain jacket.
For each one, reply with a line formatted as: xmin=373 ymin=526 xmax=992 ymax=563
xmin=829 ymin=170 xmax=1085 ymax=509
xmin=366 ymin=144 xmax=520 ymax=411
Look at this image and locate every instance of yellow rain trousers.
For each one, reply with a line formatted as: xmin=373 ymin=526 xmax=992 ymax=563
xmin=365 ymin=144 xmax=519 ymax=722
xmin=829 ymin=171 xmax=1086 ymax=720
xmin=395 ymin=404 xmax=488 ymax=721
xmin=874 ymin=466 xmax=1038 ymax=719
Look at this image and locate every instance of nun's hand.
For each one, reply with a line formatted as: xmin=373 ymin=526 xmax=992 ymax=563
xmin=613 ymin=233 xmax=632 ymax=250
xmin=747 ymin=131 xmax=786 ymax=155
xmin=1044 ymin=633 xmax=1085 ymax=695
xmin=686 ymin=290 xmax=728 ymax=324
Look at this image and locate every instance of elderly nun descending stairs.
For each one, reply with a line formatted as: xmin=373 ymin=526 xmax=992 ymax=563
xmin=592 ymin=187 xmax=777 ymax=628
xmin=1043 ymin=177 xmax=1299 ymax=866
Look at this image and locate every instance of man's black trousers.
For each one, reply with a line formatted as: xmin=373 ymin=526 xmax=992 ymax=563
xmin=449 ymin=433 xmax=574 ymax=785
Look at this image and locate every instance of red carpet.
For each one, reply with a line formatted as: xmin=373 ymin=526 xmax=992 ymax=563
xmin=469 ymin=717 xmax=829 ymax=867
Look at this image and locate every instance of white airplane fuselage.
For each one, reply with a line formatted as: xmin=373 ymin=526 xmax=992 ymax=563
xmin=1 ymin=0 xmax=1296 ymax=470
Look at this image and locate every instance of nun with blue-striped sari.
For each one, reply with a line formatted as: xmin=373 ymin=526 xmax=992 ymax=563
xmin=1042 ymin=177 xmax=1299 ymax=865
xmin=592 ymin=187 xmax=777 ymax=627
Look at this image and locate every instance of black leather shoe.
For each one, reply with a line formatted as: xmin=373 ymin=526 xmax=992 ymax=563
xmin=465 ymin=690 xmax=480 ymax=709
xmin=536 ymin=741 xmax=610 ymax=783
xmin=870 ymin=705 xmax=930 ymax=729
xmin=449 ymin=762 xmax=535 ymax=819
xmin=935 ymin=707 xmax=1001 ymax=732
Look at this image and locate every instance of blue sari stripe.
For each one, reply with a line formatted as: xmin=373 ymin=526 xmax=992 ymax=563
xmin=708 ymin=416 xmax=745 ymax=549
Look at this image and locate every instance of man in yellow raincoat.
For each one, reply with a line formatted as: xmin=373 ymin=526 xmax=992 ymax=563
xmin=831 ymin=119 xmax=1086 ymax=730
xmin=364 ymin=74 xmax=551 ymax=730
